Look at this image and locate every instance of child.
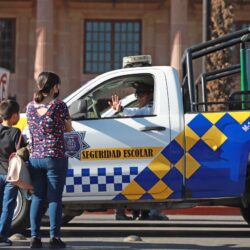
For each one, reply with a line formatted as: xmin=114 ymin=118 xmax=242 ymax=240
xmin=0 ymin=100 xmax=25 ymax=246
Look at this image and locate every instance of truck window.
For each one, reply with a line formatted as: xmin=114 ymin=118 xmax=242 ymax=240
xmin=74 ymin=74 xmax=154 ymax=119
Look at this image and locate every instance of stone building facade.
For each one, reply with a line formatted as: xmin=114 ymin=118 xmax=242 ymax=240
xmin=0 ymin=0 xmax=249 ymax=109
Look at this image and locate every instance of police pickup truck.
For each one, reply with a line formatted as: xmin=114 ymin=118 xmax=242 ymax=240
xmin=13 ymin=27 xmax=250 ymax=232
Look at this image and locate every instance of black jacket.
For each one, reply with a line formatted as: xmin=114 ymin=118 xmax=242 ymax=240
xmin=0 ymin=124 xmax=24 ymax=173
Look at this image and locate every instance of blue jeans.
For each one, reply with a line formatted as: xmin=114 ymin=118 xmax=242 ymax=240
xmin=0 ymin=174 xmax=18 ymax=238
xmin=29 ymin=158 xmax=68 ymax=238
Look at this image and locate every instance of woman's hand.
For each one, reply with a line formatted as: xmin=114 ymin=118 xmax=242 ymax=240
xmin=64 ymin=118 xmax=73 ymax=132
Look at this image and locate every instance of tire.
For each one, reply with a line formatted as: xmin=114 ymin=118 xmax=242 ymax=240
xmin=241 ymin=162 xmax=250 ymax=225
xmin=11 ymin=190 xmax=74 ymax=232
xmin=11 ymin=189 xmax=31 ymax=233
xmin=240 ymin=204 xmax=250 ymax=225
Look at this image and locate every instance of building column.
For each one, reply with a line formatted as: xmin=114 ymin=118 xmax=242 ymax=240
xmin=34 ymin=0 xmax=54 ymax=78
xmin=69 ymin=15 xmax=82 ymax=92
xmin=170 ymin=0 xmax=188 ymax=79
xmin=16 ymin=16 xmax=29 ymax=107
xmin=56 ymin=0 xmax=71 ymax=97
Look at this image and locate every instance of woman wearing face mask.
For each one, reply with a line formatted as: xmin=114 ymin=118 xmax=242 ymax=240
xmin=26 ymin=71 xmax=72 ymax=249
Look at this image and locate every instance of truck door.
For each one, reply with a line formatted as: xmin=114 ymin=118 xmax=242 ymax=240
xmin=64 ymin=67 xmax=183 ymax=202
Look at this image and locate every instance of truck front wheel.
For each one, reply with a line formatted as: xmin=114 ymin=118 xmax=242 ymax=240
xmin=11 ymin=189 xmax=31 ymax=233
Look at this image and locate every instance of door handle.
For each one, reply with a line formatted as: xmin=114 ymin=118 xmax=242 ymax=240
xmin=140 ymin=126 xmax=166 ymax=132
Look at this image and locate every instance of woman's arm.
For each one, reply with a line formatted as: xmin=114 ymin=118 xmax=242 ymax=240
xmin=60 ymin=101 xmax=73 ymax=132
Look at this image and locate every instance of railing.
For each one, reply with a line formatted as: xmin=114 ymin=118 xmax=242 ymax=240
xmin=182 ymin=27 xmax=250 ymax=112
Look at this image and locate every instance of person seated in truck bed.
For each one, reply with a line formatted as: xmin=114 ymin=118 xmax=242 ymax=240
xmin=109 ymin=82 xmax=168 ymax=221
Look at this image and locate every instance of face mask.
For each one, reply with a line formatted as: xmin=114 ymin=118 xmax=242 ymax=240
xmin=53 ymin=91 xmax=60 ymax=99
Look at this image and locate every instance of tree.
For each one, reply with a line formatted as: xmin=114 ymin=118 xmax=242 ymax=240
xmin=206 ymin=0 xmax=234 ymax=111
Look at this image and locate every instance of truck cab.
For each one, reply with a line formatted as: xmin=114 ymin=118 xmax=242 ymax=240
xmin=61 ymin=66 xmax=184 ymax=203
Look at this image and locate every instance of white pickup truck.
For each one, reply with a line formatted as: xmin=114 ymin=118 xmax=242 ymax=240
xmin=12 ymin=28 xmax=250 ymax=232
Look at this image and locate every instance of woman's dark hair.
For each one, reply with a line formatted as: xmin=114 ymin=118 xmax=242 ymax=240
xmin=0 ymin=100 xmax=20 ymax=120
xmin=34 ymin=71 xmax=61 ymax=103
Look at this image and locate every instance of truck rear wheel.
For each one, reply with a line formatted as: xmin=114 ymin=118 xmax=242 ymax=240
xmin=11 ymin=189 xmax=30 ymax=233
xmin=242 ymin=163 xmax=250 ymax=225
xmin=241 ymin=205 xmax=250 ymax=225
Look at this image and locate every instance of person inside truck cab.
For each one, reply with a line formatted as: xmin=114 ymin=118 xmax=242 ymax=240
xmin=108 ymin=82 xmax=154 ymax=116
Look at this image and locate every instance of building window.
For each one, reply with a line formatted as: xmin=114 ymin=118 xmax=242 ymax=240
xmin=84 ymin=20 xmax=141 ymax=73
xmin=0 ymin=18 xmax=15 ymax=72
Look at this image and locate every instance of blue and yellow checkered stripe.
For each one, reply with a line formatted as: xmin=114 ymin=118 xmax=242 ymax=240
xmin=185 ymin=112 xmax=250 ymax=198
xmin=64 ymin=166 xmax=139 ymax=193
xmin=114 ymin=111 xmax=250 ymax=201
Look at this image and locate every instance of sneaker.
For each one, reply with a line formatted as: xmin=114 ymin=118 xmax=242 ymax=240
xmin=30 ymin=236 xmax=42 ymax=248
xmin=49 ymin=238 xmax=66 ymax=249
xmin=115 ymin=213 xmax=132 ymax=220
xmin=0 ymin=236 xmax=12 ymax=246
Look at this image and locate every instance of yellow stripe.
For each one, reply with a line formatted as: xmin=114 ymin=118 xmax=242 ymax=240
xmin=80 ymin=147 xmax=162 ymax=161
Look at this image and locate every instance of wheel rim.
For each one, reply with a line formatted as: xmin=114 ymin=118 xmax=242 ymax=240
xmin=13 ymin=190 xmax=23 ymax=221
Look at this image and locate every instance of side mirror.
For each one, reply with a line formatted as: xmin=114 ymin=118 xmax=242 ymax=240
xmin=69 ymin=100 xmax=87 ymax=121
